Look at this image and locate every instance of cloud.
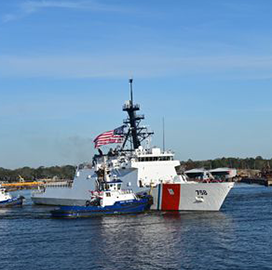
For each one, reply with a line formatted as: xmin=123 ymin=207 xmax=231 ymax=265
xmin=22 ymin=0 xmax=127 ymax=13
xmin=0 ymin=53 xmax=272 ymax=79
xmin=2 ymin=14 xmax=19 ymax=23
xmin=1 ymin=0 xmax=129 ymax=23
xmin=22 ymin=0 xmax=86 ymax=12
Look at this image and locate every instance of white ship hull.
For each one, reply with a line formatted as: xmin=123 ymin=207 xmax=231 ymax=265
xmin=31 ymin=168 xmax=96 ymax=206
xmin=151 ymin=182 xmax=234 ymax=211
xmin=31 ymin=164 xmax=234 ymax=211
xmin=31 ymin=197 xmax=87 ymax=206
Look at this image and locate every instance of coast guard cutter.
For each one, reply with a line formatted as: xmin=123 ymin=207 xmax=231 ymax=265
xmin=32 ymin=79 xmax=234 ymax=211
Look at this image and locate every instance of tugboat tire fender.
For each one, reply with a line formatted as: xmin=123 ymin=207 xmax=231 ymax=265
xmin=86 ymin=200 xmax=91 ymax=206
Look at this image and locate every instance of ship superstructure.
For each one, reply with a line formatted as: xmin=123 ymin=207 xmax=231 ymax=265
xmin=92 ymin=146 xmax=184 ymax=194
xmin=91 ymin=78 xmax=185 ymax=193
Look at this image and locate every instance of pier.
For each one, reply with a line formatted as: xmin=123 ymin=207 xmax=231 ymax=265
xmin=1 ymin=182 xmax=44 ymax=190
xmin=2 ymin=182 xmax=43 ymax=187
xmin=239 ymin=177 xmax=272 ymax=186
xmin=1 ymin=180 xmax=71 ymax=191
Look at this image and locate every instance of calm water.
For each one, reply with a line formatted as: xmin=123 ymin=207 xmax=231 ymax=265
xmin=1 ymin=185 xmax=272 ymax=270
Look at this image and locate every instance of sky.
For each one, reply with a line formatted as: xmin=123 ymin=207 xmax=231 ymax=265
xmin=1 ymin=0 xmax=272 ymax=169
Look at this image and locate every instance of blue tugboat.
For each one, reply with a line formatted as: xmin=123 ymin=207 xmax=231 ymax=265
xmin=51 ymin=180 xmax=152 ymax=218
xmin=0 ymin=185 xmax=24 ymax=207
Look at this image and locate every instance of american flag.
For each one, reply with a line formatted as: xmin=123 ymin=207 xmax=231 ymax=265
xmin=93 ymin=126 xmax=125 ymax=148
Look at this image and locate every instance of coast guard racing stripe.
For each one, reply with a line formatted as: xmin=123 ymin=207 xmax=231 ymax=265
xmin=161 ymin=184 xmax=180 ymax=210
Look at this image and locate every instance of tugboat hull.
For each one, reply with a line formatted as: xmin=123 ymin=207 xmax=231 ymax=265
xmin=0 ymin=196 xmax=24 ymax=208
xmin=51 ymin=198 xmax=151 ymax=218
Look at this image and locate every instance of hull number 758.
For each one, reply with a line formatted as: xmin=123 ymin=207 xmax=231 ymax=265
xmin=195 ymin=190 xmax=208 ymax=196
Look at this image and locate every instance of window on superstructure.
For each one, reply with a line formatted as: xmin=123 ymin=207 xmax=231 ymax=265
xmin=138 ymin=156 xmax=174 ymax=162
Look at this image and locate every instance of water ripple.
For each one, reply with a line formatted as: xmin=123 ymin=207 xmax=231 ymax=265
xmin=1 ymin=186 xmax=272 ymax=270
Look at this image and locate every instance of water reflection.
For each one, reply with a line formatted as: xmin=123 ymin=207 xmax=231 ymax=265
xmin=1 ymin=186 xmax=272 ymax=270
xmin=0 ymin=208 xmax=9 ymax=215
xmin=94 ymin=210 xmax=235 ymax=270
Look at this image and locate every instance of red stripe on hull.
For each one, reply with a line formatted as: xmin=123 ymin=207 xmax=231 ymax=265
xmin=161 ymin=184 xmax=181 ymax=210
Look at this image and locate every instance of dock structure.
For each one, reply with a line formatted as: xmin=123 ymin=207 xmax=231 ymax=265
xmin=240 ymin=177 xmax=272 ymax=186
xmin=1 ymin=180 xmax=71 ymax=191
xmin=1 ymin=182 xmax=44 ymax=188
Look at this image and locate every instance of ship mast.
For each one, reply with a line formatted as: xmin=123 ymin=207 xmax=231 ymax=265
xmin=122 ymin=79 xmax=153 ymax=150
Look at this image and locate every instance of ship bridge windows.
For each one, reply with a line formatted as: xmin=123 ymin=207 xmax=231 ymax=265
xmin=104 ymin=182 xmax=121 ymax=191
xmin=109 ymin=183 xmax=117 ymax=190
xmin=137 ymin=156 xmax=173 ymax=162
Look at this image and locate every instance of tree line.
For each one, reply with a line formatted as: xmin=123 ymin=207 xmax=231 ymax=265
xmin=0 ymin=165 xmax=76 ymax=182
xmin=181 ymin=156 xmax=271 ymax=171
xmin=1 ymin=156 xmax=271 ymax=182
